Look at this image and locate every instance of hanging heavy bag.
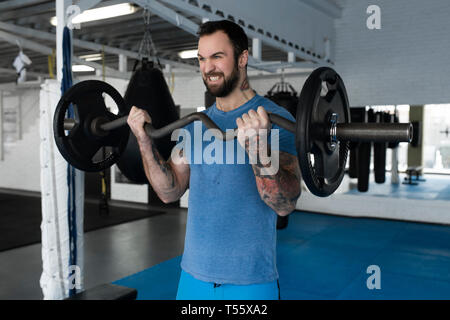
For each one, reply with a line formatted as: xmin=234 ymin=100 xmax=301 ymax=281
xmin=411 ymin=121 xmax=421 ymax=147
xmin=388 ymin=114 xmax=400 ymax=149
xmin=268 ymin=91 xmax=299 ymax=117
xmin=265 ymin=78 xmax=299 ymax=118
xmin=374 ymin=111 xmax=387 ymax=184
xmin=349 ymin=107 xmax=366 ymax=178
xmin=357 ymin=109 xmax=375 ymax=192
xmin=116 ymin=59 xmax=180 ymax=184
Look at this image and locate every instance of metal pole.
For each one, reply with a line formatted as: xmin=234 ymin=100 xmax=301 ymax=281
xmin=0 ymin=90 xmax=3 ymax=161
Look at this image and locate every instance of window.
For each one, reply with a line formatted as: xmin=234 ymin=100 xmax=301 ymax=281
xmin=423 ymin=104 xmax=450 ymax=174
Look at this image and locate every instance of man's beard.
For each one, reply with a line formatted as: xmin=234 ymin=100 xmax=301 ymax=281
xmin=203 ymin=64 xmax=240 ymax=98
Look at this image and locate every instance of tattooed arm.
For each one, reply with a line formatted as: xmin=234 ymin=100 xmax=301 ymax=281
xmin=237 ymin=107 xmax=301 ymax=216
xmin=250 ymin=142 xmax=301 ymax=216
xmin=127 ymin=106 xmax=190 ymax=203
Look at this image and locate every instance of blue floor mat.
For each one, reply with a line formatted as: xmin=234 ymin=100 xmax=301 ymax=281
xmin=345 ymin=174 xmax=450 ymax=201
xmin=113 ymin=256 xmax=182 ymax=300
xmin=113 ymin=211 xmax=450 ymax=300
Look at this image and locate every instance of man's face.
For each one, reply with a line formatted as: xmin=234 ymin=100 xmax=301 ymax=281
xmin=198 ymin=31 xmax=241 ymax=98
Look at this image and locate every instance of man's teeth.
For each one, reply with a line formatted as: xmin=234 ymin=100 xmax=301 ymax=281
xmin=209 ymin=76 xmax=219 ymax=81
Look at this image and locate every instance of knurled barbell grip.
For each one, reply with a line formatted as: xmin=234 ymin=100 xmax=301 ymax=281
xmin=336 ymin=123 xmax=412 ymax=143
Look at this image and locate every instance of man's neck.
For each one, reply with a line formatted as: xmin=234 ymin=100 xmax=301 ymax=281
xmin=216 ymin=76 xmax=256 ymax=112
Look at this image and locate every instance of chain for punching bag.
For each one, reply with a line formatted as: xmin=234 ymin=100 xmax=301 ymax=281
xmin=134 ymin=8 xmax=161 ymax=71
xmin=265 ymin=71 xmax=298 ymax=117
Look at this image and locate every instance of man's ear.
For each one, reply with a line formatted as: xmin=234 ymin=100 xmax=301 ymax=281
xmin=239 ymin=50 xmax=249 ymax=69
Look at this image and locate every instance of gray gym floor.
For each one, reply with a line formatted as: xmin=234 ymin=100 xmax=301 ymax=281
xmin=0 ymin=205 xmax=187 ymax=300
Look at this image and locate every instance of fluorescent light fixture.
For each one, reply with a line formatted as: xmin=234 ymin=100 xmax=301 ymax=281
xmin=79 ymin=53 xmax=103 ymax=61
xmin=72 ymin=65 xmax=95 ymax=72
xmin=50 ymin=3 xmax=137 ymax=26
xmin=179 ymin=49 xmax=198 ymax=59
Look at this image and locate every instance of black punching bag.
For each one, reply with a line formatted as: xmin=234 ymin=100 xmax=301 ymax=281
xmin=349 ymin=107 xmax=366 ymax=179
xmin=357 ymin=109 xmax=375 ymax=192
xmin=373 ymin=112 xmax=387 ymax=184
xmin=116 ymin=59 xmax=180 ymax=184
xmin=268 ymin=92 xmax=298 ymax=117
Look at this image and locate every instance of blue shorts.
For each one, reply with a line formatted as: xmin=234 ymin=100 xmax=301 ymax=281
xmin=176 ymin=270 xmax=280 ymax=300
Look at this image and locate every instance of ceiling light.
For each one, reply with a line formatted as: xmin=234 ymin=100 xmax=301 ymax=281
xmin=179 ymin=49 xmax=198 ymax=59
xmin=72 ymin=65 xmax=95 ymax=72
xmin=50 ymin=3 xmax=137 ymax=26
xmin=79 ymin=53 xmax=103 ymax=61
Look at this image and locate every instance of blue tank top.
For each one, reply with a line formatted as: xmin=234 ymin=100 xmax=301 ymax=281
xmin=178 ymin=94 xmax=297 ymax=285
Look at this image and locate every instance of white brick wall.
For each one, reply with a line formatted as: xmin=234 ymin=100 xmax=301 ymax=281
xmin=0 ymin=87 xmax=41 ymax=192
xmin=334 ymin=0 xmax=450 ymax=106
xmin=170 ymin=71 xmax=308 ymax=110
xmin=170 ymin=73 xmax=205 ymax=110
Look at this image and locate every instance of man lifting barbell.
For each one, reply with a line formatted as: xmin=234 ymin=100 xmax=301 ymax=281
xmin=127 ymin=20 xmax=301 ymax=300
xmin=53 ymin=20 xmax=412 ymax=300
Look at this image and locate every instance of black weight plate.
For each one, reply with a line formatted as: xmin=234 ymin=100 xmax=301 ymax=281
xmin=296 ymin=67 xmax=350 ymax=197
xmin=53 ymin=80 xmax=129 ymax=172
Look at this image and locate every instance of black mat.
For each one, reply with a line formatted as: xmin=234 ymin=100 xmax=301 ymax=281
xmin=0 ymin=192 xmax=165 ymax=252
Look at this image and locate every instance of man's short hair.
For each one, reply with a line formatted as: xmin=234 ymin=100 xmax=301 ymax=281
xmin=197 ymin=20 xmax=249 ymax=63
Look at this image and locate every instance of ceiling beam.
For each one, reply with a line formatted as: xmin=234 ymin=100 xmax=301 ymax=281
xmin=0 ymin=2 xmax=55 ymax=21
xmin=74 ymin=0 xmax=102 ymax=12
xmin=0 ymin=0 xmax=48 ymax=11
xmin=0 ymin=29 xmax=132 ymax=80
xmin=0 ymin=21 xmax=198 ymax=71
xmin=298 ymin=0 xmax=342 ymax=19
xmin=131 ymin=0 xmax=305 ymax=72
xmin=249 ymin=61 xmax=320 ymax=73
xmin=158 ymin=0 xmax=333 ymax=65
xmin=131 ymin=0 xmax=200 ymax=35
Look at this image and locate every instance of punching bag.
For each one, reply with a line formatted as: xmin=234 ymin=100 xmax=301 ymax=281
xmin=116 ymin=58 xmax=180 ymax=184
xmin=349 ymin=107 xmax=366 ymax=179
xmin=265 ymin=78 xmax=299 ymax=118
xmin=373 ymin=112 xmax=387 ymax=184
xmin=358 ymin=109 xmax=375 ymax=192
xmin=267 ymin=91 xmax=298 ymax=117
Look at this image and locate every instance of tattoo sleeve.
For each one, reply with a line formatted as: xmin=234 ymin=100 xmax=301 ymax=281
xmin=245 ymin=136 xmax=302 ymax=216
xmin=137 ymin=137 xmax=181 ymax=202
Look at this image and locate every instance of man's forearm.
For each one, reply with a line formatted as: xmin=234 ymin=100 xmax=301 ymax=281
xmin=246 ymin=138 xmax=301 ymax=216
xmin=137 ymin=137 xmax=180 ymax=202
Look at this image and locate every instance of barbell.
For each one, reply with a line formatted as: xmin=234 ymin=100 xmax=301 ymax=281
xmin=53 ymin=67 xmax=412 ymax=197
